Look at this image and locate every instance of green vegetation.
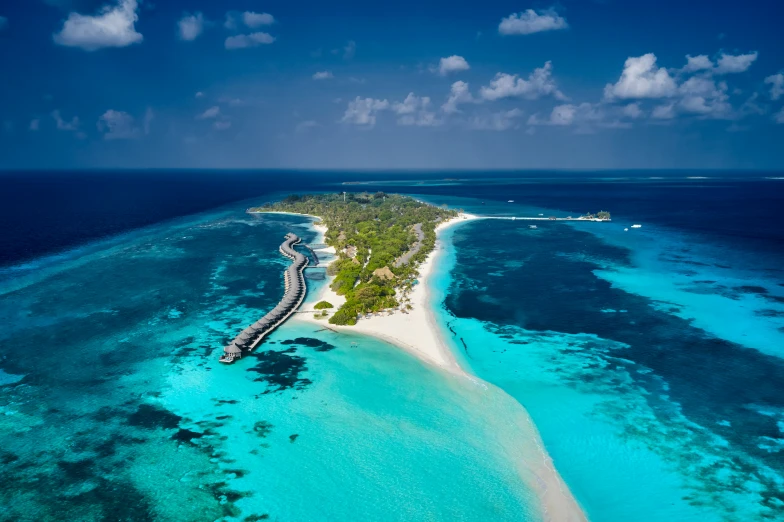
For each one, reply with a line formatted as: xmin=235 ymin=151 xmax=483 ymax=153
xmin=596 ymin=210 xmax=611 ymax=221
xmin=250 ymin=193 xmax=457 ymax=325
xmin=314 ymin=301 xmax=333 ymax=310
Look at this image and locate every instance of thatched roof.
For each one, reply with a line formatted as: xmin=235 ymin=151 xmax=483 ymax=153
xmin=225 ymin=344 xmax=242 ymax=354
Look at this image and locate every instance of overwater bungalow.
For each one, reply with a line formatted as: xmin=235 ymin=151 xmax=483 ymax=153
xmin=220 ymin=343 xmax=242 ymax=363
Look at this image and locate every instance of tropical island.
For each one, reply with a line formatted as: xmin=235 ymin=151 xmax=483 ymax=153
xmin=248 ymin=193 xmax=458 ymax=325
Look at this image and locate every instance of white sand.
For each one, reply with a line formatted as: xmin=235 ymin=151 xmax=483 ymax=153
xmin=265 ymin=209 xmax=587 ymax=522
xmin=297 ymin=214 xmax=476 ymax=372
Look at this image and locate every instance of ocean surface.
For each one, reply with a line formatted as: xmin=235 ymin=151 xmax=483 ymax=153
xmin=2 ymin=170 xmax=784 ymax=521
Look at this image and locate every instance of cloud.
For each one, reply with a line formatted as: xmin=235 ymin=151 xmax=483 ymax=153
xmin=196 ymin=106 xmax=220 ymax=119
xmin=295 ymin=120 xmax=319 ymax=132
xmin=392 ymin=93 xmax=440 ymax=127
xmin=623 ymin=103 xmax=643 ymax=119
xmin=442 ymin=81 xmax=475 ymax=113
xmin=243 ymin=12 xmax=274 ymax=28
xmin=529 ymin=103 xmax=603 ymax=127
xmin=604 ymin=53 xmax=677 ymax=100
xmin=97 ymin=109 xmax=141 ymax=140
xmin=344 ymin=40 xmax=357 ymax=60
xmin=682 ymin=55 xmax=714 ymax=73
xmin=341 ymin=97 xmax=389 ymax=127
xmin=765 ymin=73 xmax=784 ymax=100
xmin=469 ymin=109 xmax=524 ymax=131
xmin=435 ymin=55 xmax=470 ymax=76
xmin=498 ymin=9 xmax=568 ymax=35
xmin=312 ymin=71 xmax=334 ymax=80
xmin=225 ymin=32 xmax=275 ymax=49
xmin=652 ymin=103 xmax=676 ymax=120
xmin=714 ymin=52 xmax=758 ymax=74
xmin=29 ymin=119 xmax=40 ymax=131
xmin=178 ymin=12 xmax=204 ymax=41
xmin=677 ymin=76 xmax=732 ymax=118
xmin=53 ymin=0 xmax=143 ymax=51
xmin=195 ymin=91 xmax=205 ymax=98
xmin=213 ymin=120 xmax=232 ymax=131
xmin=774 ymin=107 xmax=784 ymax=124
xmin=51 ymin=110 xmax=80 ymax=131
xmin=479 ymin=62 xmax=566 ymax=101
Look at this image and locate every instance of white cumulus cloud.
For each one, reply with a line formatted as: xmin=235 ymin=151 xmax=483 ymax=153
xmin=341 ymin=97 xmax=389 ymax=127
xmin=242 ymin=12 xmax=274 ymax=28
xmin=682 ymin=55 xmax=714 ymax=73
xmin=97 ymin=110 xmax=140 ymax=140
xmin=312 ymin=71 xmax=334 ymax=80
xmin=498 ymin=9 xmax=568 ymax=35
xmin=196 ymin=106 xmax=220 ymax=119
xmin=479 ymin=62 xmax=566 ymax=101
xmin=469 ymin=109 xmax=524 ymax=131
xmin=51 ymin=110 xmax=80 ymax=131
xmin=225 ymin=32 xmax=275 ymax=50
xmin=178 ymin=12 xmax=205 ymax=41
xmin=652 ymin=103 xmax=676 ymax=120
xmin=604 ymin=53 xmax=677 ymax=100
xmin=764 ymin=73 xmax=784 ymax=100
xmin=392 ymin=93 xmax=440 ymax=127
xmin=436 ymin=55 xmax=470 ymax=76
xmin=623 ymin=103 xmax=643 ymax=119
xmin=442 ymin=81 xmax=475 ymax=114
xmin=53 ymin=0 xmax=143 ymax=51
xmin=714 ymin=52 xmax=758 ymax=74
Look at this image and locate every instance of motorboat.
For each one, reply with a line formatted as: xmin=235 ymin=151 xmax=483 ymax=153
xmin=529 ymin=225 xmax=537 ymax=229
xmin=508 ymin=200 xmax=514 ymax=203
xmin=631 ymin=224 xmax=642 ymax=229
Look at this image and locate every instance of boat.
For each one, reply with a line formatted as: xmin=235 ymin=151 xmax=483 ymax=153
xmin=538 ymin=213 xmax=544 ymax=216
xmin=631 ymin=224 xmax=642 ymax=229
xmin=508 ymin=200 xmax=514 ymax=203
xmin=529 ymin=225 xmax=537 ymax=229
xmin=624 ymin=228 xmax=629 ymax=232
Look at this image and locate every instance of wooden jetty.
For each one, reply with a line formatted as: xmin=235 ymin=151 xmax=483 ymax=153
xmin=220 ymin=233 xmax=310 ymax=364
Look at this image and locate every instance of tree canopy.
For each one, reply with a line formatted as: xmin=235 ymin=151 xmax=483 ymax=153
xmin=250 ymin=193 xmax=457 ymax=325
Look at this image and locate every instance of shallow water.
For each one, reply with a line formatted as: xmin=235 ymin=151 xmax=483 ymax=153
xmin=0 ymin=204 xmax=544 ymax=521
xmin=427 ymin=200 xmax=784 ymax=521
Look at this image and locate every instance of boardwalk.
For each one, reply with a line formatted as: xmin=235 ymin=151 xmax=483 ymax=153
xmin=220 ymin=233 xmax=309 ymax=363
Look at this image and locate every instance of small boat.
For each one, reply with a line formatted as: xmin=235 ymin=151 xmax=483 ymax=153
xmin=508 ymin=200 xmax=514 ymax=203
xmin=529 ymin=225 xmax=537 ymax=229
xmin=624 ymin=228 xmax=629 ymax=232
xmin=631 ymin=224 xmax=642 ymax=229
xmin=538 ymin=213 xmax=544 ymax=216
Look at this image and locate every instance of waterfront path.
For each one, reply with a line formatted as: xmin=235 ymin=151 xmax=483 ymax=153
xmin=220 ymin=233 xmax=309 ymax=363
xmin=394 ymin=223 xmax=424 ymax=267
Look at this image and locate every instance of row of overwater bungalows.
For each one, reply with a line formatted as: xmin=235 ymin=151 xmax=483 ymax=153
xmin=220 ymin=233 xmax=309 ymax=363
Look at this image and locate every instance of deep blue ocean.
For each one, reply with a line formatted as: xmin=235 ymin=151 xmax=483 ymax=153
xmin=1 ymin=170 xmax=783 ymax=521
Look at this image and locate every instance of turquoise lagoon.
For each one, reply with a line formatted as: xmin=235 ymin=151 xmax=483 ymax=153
xmin=0 ymin=204 xmax=546 ymax=521
xmin=424 ymin=193 xmax=784 ymax=522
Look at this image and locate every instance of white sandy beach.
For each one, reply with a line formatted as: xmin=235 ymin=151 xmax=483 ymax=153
xmin=282 ymin=210 xmax=587 ymax=522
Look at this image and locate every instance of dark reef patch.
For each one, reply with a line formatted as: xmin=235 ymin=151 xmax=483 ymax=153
xmin=247 ymin=348 xmax=312 ymax=393
xmin=172 ymin=428 xmax=204 ymax=445
xmin=253 ymin=421 xmax=274 ymax=438
xmin=126 ymin=404 xmax=182 ymax=430
xmin=280 ymin=337 xmax=336 ymax=352
xmin=289 ymin=434 xmax=299 ymax=443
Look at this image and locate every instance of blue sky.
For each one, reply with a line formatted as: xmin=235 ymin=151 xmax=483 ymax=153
xmin=0 ymin=0 xmax=783 ymax=169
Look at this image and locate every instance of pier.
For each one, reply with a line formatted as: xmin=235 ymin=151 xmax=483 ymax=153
xmin=220 ymin=233 xmax=309 ymax=364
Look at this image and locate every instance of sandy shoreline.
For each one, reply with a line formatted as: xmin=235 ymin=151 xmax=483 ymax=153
xmin=261 ymin=208 xmax=587 ymax=522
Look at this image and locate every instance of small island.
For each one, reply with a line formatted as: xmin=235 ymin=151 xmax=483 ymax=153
xmin=249 ymin=193 xmax=458 ymax=326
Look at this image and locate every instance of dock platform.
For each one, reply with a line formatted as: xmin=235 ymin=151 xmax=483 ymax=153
xmin=220 ymin=233 xmax=309 ymax=364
